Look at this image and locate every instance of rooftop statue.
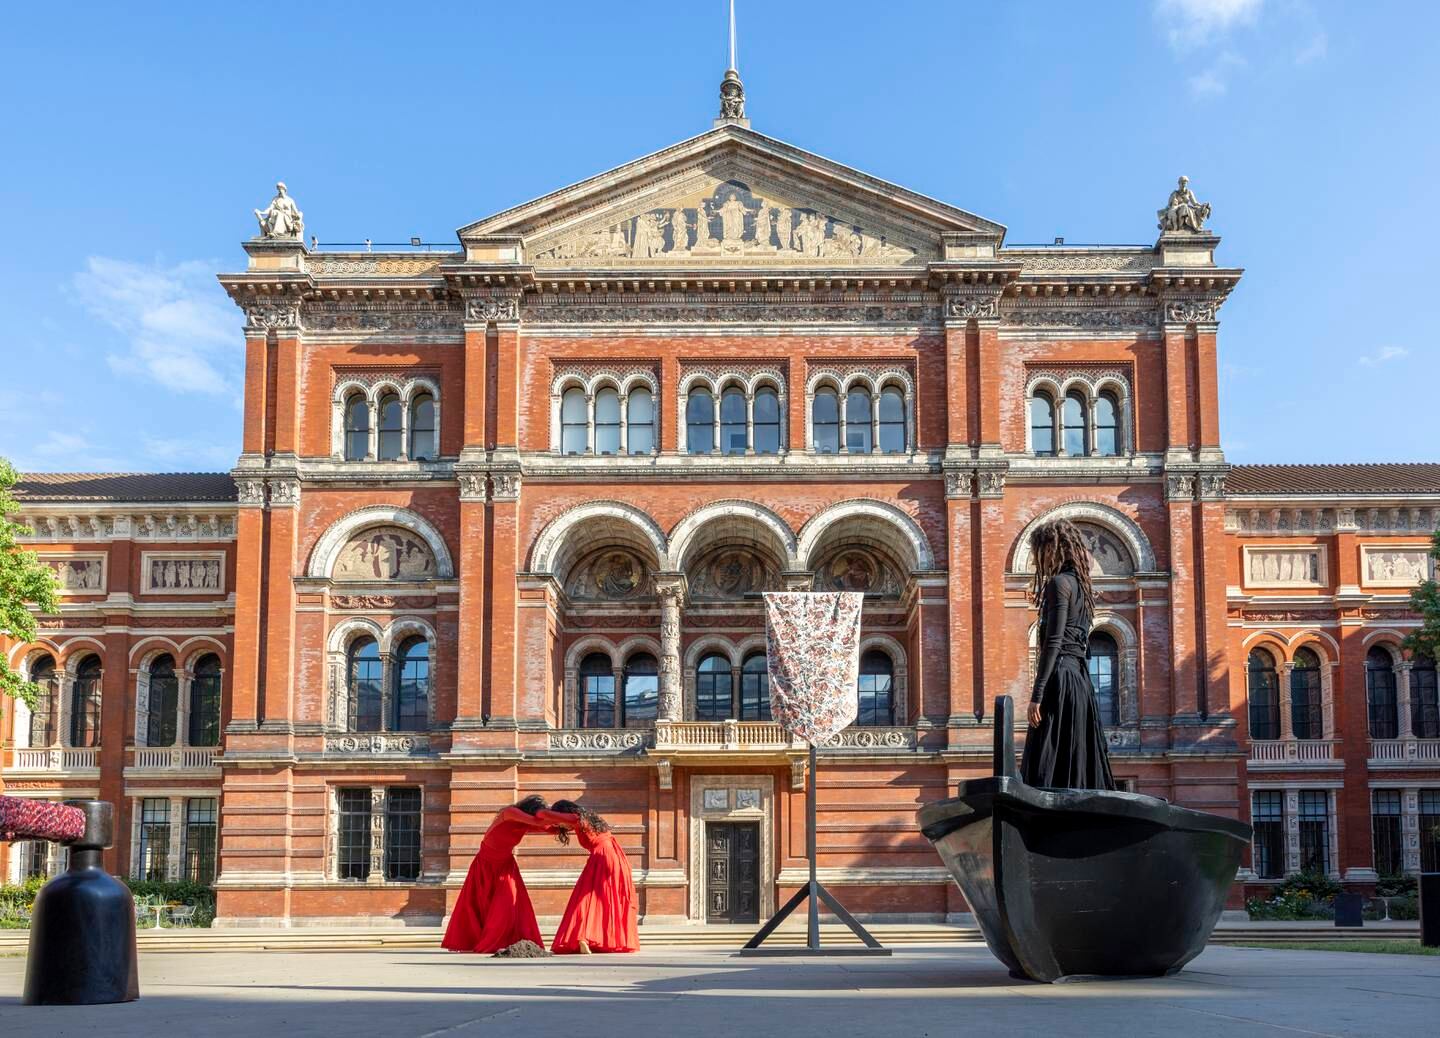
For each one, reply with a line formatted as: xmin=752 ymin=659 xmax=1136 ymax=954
xmin=254 ymin=181 xmax=304 ymax=241
xmin=1157 ymin=175 xmax=1211 ymax=233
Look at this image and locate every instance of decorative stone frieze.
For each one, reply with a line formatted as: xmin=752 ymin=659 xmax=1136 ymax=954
xmin=1002 ymin=304 xmax=1160 ymax=331
xmin=141 ymin=552 xmax=225 ymax=593
xmin=306 ymin=305 xmax=461 ymax=337
xmin=1165 ymin=298 xmax=1221 ymax=325
xmin=242 ymin=302 xmax=302 ymax=334
xmin=944 ymin=294 xmax=1000 ymax=321
xmin=547 ymin=729 xmax=650 ymax=752
xmin=818 ymin=726 xmax=916 ymax=750
xmin=465 ymin=296 xmax=521 ymax=324
xmin=323 ymin=734 xmax=428 ymax=755
xmin=523 ymin=298 xmax=941 ymax=326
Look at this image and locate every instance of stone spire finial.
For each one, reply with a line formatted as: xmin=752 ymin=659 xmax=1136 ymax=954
xmin=714 ymin=1 xmax=750 ymax=128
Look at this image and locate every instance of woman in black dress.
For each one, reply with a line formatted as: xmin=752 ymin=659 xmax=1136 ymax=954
xmin=1021 ymin=519 xmax=1117 ymax=790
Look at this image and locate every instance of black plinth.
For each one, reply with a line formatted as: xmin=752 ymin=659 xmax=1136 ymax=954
xmin=917 ymin=696 xmax=1251 ymax=983
xmin=1421 ymin=873 xmax=1440 ymax=949
xmin=23 ymin=800 xmax=140 ymax=1006
xmin=1333 ymin=892 xmax=1364 ymax=928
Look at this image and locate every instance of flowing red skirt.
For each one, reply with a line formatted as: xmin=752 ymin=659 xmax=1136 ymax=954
xmin=442 ymin=849 xmax=543 ymax=953
xmin=551 ymin=836 xmax=639 ymax=954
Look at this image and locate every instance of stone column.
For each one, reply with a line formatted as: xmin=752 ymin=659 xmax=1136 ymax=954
xmin=1279 ymin=661 xmax=1295 ymax=741
xmin=657 ymin=577 xmax=685 ymax=722
xmin=1397 ymin=662 xmax=1414 ymax=739
xmin=745 ymin=393 xmax=755 ymax=455
xmin=167 ymin=796 xmax=185 ymax=882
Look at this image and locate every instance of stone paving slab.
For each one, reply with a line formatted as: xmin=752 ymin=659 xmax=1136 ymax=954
xmin=2 ymin=943 xmax=1436 ymax=1037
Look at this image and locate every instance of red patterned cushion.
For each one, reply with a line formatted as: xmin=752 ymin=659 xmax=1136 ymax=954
xmin=0 ymin=795 xmax=87 ymax=843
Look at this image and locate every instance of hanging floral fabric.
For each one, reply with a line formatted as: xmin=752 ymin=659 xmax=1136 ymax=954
xmin=763 ymin=591 xmax=863 ymax=744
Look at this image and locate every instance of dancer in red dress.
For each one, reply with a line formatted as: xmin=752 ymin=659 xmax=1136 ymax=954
xmin=442 ymin=795 xmax=556 ymax=953
xmin=539 ymin=800 xmax=639 ymax=954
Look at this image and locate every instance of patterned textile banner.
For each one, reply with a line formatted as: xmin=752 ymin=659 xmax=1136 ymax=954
xmin=0 ymin=795 xmax=86 ymax=843
xmin=764 ymin=592 xmax=864 ymax=745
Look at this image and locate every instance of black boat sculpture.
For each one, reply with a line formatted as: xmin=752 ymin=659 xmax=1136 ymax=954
xmin=918 ymin=696 xmax=1251 ymax=982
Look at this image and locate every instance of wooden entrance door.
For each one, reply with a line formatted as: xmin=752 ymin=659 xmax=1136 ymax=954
xmin=705 ymin=821 xmax=760 ymax=923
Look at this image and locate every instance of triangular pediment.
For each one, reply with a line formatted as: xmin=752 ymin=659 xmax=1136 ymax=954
xmin=460 ymin=125 xmax=1004 ymax=270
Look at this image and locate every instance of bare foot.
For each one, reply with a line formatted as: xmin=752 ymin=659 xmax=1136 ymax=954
xmin=578 ymin=940 xmax=592 ymax=955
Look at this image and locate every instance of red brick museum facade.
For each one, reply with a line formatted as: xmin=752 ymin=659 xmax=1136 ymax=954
xmin=4 ymin=113 xmax=1438 ymax=926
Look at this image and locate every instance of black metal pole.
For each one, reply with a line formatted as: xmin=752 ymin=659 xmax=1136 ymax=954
xmin=807 ymin=742 xmax=818 ymax=949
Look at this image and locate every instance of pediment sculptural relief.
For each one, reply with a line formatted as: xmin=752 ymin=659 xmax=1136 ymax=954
xmin=529 ymin=179 xmax=924 ymax=268
xmin=688 ymin=547 xmax=781 ymax=600
xmin=333 ymin=527 xmax=437 ymax=581
xmin=566 ymin=549 xmax=653 ymax=600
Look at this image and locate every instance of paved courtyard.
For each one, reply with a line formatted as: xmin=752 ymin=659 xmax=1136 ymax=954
xmin=2 ymin=942 xmax=1436 ymax=1037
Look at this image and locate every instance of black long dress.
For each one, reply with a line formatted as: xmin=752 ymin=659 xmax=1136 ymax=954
xmin=1020 ymin=566 xmax=1117 ymax=790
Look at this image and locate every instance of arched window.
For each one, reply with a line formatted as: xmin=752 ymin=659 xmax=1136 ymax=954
xmin=846 ymin=388 xmax=873 ymax=453
xmin=409 ymin=393 xmax=436 ymax=461
xmin=696 ymin=654 xmax=732 ymax=721
xmin=753 ymin=388 xmax=781 ymax=455
xmin=1412 ymin=655 xmax=1440 ymax=740
xmin=579 ymin=652 xmax=614 ymax=728
xmin=623 ymin=653 xmax=658 ymax=728
xmin=686 ymin=390 xmax=715 ymax=454
xmin=348 ymin=638 xmax=383 ymax=734
xmin=594 ymin=387 xmax=621 ymax=456
xmin=28 ymin=654 xmax=57 ymax=747
xmin=393 ymin=637 xmax=429 ymax=731
xmin=1061 ymin=392 xmax=1088 ymax=456
xmin=720 ymin=388 xmax=747 ymax=455
xmin=1291 ymin=647 xmax=1324 ymax=740
xmin=377 ymin=393 xmax=404 ymax=461
xmin=344 ymin=394 xmax=370 ymax=461
xmin=189 ymin=654 xmax=222 ymax=747
xmin=627 ymin=387 xmax=655 ymax=455
xmin=1029 ymin=393 xmax=1056 ymax=456
xmin=146 ymin=654 xmax=179 ymax=747
xmin=1247 ymin=649 xmax=1280 ymax=740
xmin=878 ymin=386 xmax=906 ymax=454
xmin=812 ymin=388 xmax=840 ymax=454
xmin=1094 ymin=392 xmax=1120 ymax=457
xmin=1366 ymin=647 xmax=1399 ymax=739
xmin=740 ymin=652 xmax=770 ymax=721
xmin=1087 ymin=632 xmax=1119 ymax=727
xmin=561 ymin=388 xmax=588 ymax=455
xmin=70 ymin=656 xmax=103 ymax=748
xmin=857 ymin=650 xmax=895 ymax=726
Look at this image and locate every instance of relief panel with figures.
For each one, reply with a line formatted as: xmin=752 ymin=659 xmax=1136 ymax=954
xmin=565 ymin=549 xmax=654 ymax=600
xmin=332 ymin=527 xmax=437 ymax=582
xmin=688 ymin=547 xmax=780 ymax=601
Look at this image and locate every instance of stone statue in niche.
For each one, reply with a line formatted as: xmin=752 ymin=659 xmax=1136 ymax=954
xmin=1157 ymin=175 xmax=1211 ymax=233
xmin=333 ymin=527 xmax=437 ymax=581
xmin=254 ymin=182 xmax=304 ymax=240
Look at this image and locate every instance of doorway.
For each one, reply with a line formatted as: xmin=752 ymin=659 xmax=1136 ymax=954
xmin=705 ymin=821 xmax=760 ymax=923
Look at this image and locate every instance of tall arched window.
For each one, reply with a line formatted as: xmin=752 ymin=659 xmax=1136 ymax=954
xmin=1412 ymin=655 xmax=1440 ymax=740
xmin=1366 ymin=647 xmax=1399 ymax=739
xmin=146 ymin=654 xmax=179 ymax=747
xmin=344 ymin=394 xmax=370 ymax=461
xmin=561 ymin=388 xmax=588 ymax=455
xmin=846 ymin=388 xmax=873 ymax=453
xmin=348 ymin=638 xmax=383 ymax=734
xmin=696 ymin=654 xmax=732 ymax=721
xmin=753 ymin=388 xmax=780 ymax=455
xmin=686 ymin=390 xmax=715 ymax=454
xmin=878 ymin=387 xmax=906 ymax=454
xmin=28 ymin=654 xmax=57 ymax=747
xmin=1247 ymin=649 xmax=1280 ymax=740
xmin=1291 ymin=647 xmax=1324 ymax=740
xmin=812 ymin=388 xmax=840 ymax=454
xmin=594 ymin=387 xmax=621 ymax=456
xmin=1094 ymin=392 xmax=1120 ymax=457
xmin=409 ymin=393 xmax=436 ymax=461
xmin=579 ymin=652 xmax=614 ymax=728
xmin=627 ymin=387 xmax=655 ymax=455
xmin=70 ymin=656 xmax=102 ymax=748
xmin=1087 ymin=632 xmax=1119 ymax=727
xmin=189 ymin=654 xmax=222 ymax=747
xmin=393 ymin=637 xmax=429 ymax=731
xmin=377 ymin=393 xmax=403 ymax=461
xmin=857 ymin=650 xmax=895 ymax=726
xmin=740 ymin=652 xmax=770 ymax=721
xmin=1029 ymin=393 xmax=1056 ymax=456
xmin=720 ymin=388 xmax=748 ymax=455
xmin=623 ymin=653 xmax=658 ymax=728
xmin=1061 ymin=392 xmax=1088 ymax=456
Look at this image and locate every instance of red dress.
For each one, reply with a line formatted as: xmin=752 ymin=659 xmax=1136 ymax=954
xmin=540 ymin=809 xmax=639 ymax=954
xmin=442 ymin=806 xmax=547 ymax=953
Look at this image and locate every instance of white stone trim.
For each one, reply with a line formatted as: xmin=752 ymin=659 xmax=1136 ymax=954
xmin=795 ymin=498 xmax=935 ymax=571
xmin=688 ymin=774 xmax=775 ymax=922
xmin=529 ymin=500 xmax=670 ymax=576
xmin=307 ymin=506 xmax=455 ymax=579
xmin=1010 ymin=501 xmax=1157 ymax=573
xmin=668 ymin=500 xmax=798 ymax=571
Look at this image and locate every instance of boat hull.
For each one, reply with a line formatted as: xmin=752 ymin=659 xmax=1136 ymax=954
xmin=919 ymin=777 xmax=1251 ymax=982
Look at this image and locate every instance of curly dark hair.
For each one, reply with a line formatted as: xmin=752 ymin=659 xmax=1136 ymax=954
xmin=553 ymin=799 xmax=610 ymax=834
xmin=1029 ymin=519 xmax=1096 ymax=610
xmin=515 ymin=794 xmax=548 ymax=816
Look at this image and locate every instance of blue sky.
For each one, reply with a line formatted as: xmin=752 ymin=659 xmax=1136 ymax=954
xmin=1 ymin=0 xmax=1433 ymax=473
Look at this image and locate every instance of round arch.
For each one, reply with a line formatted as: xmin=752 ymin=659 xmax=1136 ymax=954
xmin=669 ymin=500 xmax=798 ymax=573
xmin=1010 ymin=501 xmax=1157 ymax=573
xmin=529 ymin=501 xmax=669 ymax=578
xmin=307 ymin=505 xmax=455 ymax=579
xmin=796 ymin=499 xmax=935 ymax=572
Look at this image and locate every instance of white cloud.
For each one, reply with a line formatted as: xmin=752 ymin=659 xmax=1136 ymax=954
xmin=1156 ymin=0 xmax=1263 ymax=50
xmin=1189 ymin=69 xmax=1228 ymax=97
xmin=1357 ymin=346 xmax=1410 ymax=367
xmin=1294 ymin=30 xmax=1327 ymax=65
xmin=73 ymin=256 xmax=239 ymax=395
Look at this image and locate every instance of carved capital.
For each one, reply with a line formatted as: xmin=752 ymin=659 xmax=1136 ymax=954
xmin=235 ymin=478 xmax=266 ymax=508
xmin=267 ymin=478 xmax=300 ymax=507
xmin=1166 ymin=473 xmax=1197 ymax=501
xmin=489 ymin=471 xmax=521 ymax=501
xmin=457 ymin=472 xmax=488 ymax=502
xmin=944 ymin=469 xmax=974 ymax=500
xmin=977 ymin=468 xmax=1006 ymax=498
xmin=1198 ymin=471 xmax=1227 ymax=501
xmin=243 ymin=302 xmax=302 ymax=334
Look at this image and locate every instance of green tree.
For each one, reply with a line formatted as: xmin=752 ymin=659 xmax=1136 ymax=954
xmin=0 ymin=458 xmax=59 ymax=707
xmin=1403 ymin=530 xmax=1440 ymax=664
